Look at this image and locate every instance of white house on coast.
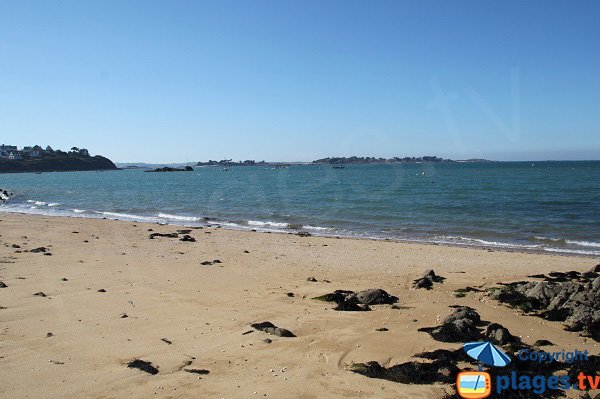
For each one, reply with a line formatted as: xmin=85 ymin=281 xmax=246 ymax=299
xmin=0 ymin=144 xmax=42 ymax=160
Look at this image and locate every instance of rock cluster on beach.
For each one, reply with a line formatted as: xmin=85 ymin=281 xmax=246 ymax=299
xmin=418 ymin=305 xmax=520 ymax=346
xmin=148 ymin=231 xmax=197 ymax=242
xmin=489 ymin=266 xmax=600 ymax=341
xmin=412 ymin=269 xmax=446 ymax=289
xmin=313 ymin=288 xmax=398 ymax=311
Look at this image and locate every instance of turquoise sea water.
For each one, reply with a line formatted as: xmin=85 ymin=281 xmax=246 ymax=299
xmin=1 ymin=162 xmax=599 ymax=256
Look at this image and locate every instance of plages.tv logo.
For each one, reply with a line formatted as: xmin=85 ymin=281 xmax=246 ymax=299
xmin=456 ymin=341 xmax=511 ymax=399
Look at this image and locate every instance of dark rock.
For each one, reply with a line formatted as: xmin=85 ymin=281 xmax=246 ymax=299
xmin=30 ymin=247 xmax=48 ymax=253
xmin=313 ymin=288 xmax=396 ymax=311
xmin=44 ymin=252 xmax=52 ymax=256
xmin=375 ymin=327 xmax=389 ymax=331
xmin=33 ymin=291 xmax=47 ymax=297
xmin=421 ymin=269 xmax=445 ymax=282
xmin=443 ymin=306 xmax=481 ymax=324
xmin=355 ymin=289 xmax=398 ymax=305
xmin=120 ymin=313 xmax=128 ymax=318
xmin=484 ymin=323 xmax=518 ymax=345
xmin=297 ymin=232 xmax=311 ymax=237
xmin=127 ymin=359 xmax=159 ymax=375
xmin=145 ymin=167 xmax=193 ymax=173
xmin=149 ymin=232 xmax=178 ymax=239
xmin=490 ymin=271 xmax=600 ymax=341
xmin=179 ymin=235 xmax=196 ymax=242
xmin=251 ymin=321 xmax=296 ymax=337
xmin=286 ymin=292 xmax=295 ymax=297
xmin=46 ymin=332 xmax=54 ymax=337
xmin=306 ymin=277 xmax=317 ymax=282
xmin=160 ymin=338 xmax=173 ymax=345
xmin=183 ymin=368 xmax=209 ymax=375
xmin=97 ymin=289 xmax=107 ymax=293
xmin=177 ymin=229 xmax=192 ymax=234
xmin=61 ymin=278 xmax=68 ymax=281
xmin=592 ymin=264 xmax=600 ymax=273
xmin=0 ymin=281 xmax=6 ymax=288
xmin=532 ymin=339 xmax=554 ymax=347
xmin=413 ymin=270 xmax=445 ymax=289
xmin=412 ymin=277 xmax=433 ymax=289
xmin=349 ymin=359 xmax=458 ymax=385
xmin=263 ymin=338 xmax=272 ymax=344
xmin=419 ymin=306 xmax=483 ymax=343
xmin=11 ymin=244 xmax=20 ymax=248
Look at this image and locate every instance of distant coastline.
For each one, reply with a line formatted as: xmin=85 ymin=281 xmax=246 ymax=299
xmin=190 ymin=156 xmax=494 ymax=168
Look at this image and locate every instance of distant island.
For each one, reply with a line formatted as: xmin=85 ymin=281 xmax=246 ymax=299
xmin=197 ymin=159 xmax=269 ymax=167
xmin=0 ymin=144 xmax=118 ymax=173
xmin=312 ymin=156 xmax=453 ymax=164
xmin=193 ymin=156 xmax=492 ymax=167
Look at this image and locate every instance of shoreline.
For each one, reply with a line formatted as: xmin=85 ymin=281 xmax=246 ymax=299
xmin=0 ymin=212 xmax=597 ymax=398
xmin=1 ymin=208 xmax=598 ymax=259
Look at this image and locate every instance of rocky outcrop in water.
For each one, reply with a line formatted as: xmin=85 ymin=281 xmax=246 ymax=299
xmin=0 ymin=189 xmax=13 ymax=203
xmin=145 ymin=166 xmax=194 ymax=172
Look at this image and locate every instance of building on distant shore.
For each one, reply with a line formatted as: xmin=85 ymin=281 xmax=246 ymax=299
xmin=1 ymin=144 xmax=43 ymax=160
xmin=7 ymin=152 xmax=23 ymax=160
xmin=22 ymin=146 xmax=42 ymax=158
xmin=0 ymin=144 xmax=19 ymax=159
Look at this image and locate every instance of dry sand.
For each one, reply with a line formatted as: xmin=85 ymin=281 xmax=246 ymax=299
xmin=0 ymin=213 xmax=598 ymax=398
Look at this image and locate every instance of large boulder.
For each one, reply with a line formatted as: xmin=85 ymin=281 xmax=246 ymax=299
xmin=356 ymin=289 xmax=398 ymax=305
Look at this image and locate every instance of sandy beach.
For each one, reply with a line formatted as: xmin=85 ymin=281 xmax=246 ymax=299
xmin=0 ymin=213 xmax=598 ymax=398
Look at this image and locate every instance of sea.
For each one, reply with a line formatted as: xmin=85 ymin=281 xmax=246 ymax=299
xmin=1 ymin=161 xmax=599 ymax=256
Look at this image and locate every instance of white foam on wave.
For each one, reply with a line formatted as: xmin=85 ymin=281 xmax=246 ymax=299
xmin=247 ymin=220 xmax=289 ymax=228
xmin=72 ymin=209 xmax=86 ymax=213
xmin=544 ymin=247 xmax=600 ymax=256
xmin=96 ymin=211 xmax=157 ymax=221
xmin=534 ymin=236 xmax=564 ymax=242
xmin=47 ymin=203 xmax=61 ymax=207
xmin=436 ymin=235 xmax=542 ymax=249
xmin=565 ymin=240 xmax=600 ymax=248
xmin=157 ymin=213 xmax=202 ymax=222
xmin=302 ymin=225 xmax=333 ymax=231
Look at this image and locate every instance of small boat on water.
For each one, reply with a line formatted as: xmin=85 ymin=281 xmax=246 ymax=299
xmin=332 ymin=165 xmax=346 ymax=169
xmin=221 ymin=168 xmax=230 ymax=171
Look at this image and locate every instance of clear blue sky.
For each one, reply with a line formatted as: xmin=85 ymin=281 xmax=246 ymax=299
xmin=1 ymin=0 xmax=599 ymax=163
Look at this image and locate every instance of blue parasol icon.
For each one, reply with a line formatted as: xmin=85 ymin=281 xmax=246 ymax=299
xmin=463 ymin=341 xmax=511 ymax=367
